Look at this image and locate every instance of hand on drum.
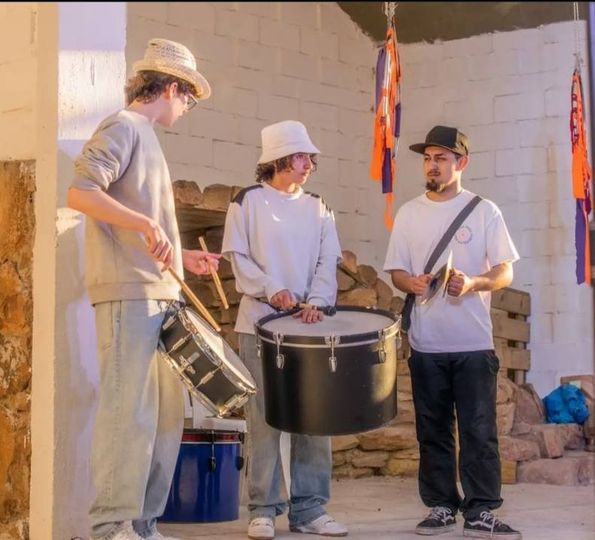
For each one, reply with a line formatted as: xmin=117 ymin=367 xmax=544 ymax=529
xmin=292 ymin=305 xmax=324 ymax=324
xmin=270 ymin=289 xmax=295 ymax=310
xmin=182 ymin=249 xmax=221 ymax=276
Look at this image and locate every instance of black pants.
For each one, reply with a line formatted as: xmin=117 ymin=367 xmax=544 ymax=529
xmin=408 ymin=349 xmax=503 ymax=520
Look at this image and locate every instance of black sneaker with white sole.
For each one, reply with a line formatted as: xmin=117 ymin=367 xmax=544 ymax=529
xmin=463 ymin=511 xmax=521 ymax=539
xmin=415 ymin=506 xmax=456 ymax=535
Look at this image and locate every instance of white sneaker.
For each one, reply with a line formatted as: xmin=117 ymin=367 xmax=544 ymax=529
xmin=143 ymin=531 xmax=180 ymax=540
xmin=109 ymin=522 xmax=143 ymax=540
xmin=290 ymin=514 xmax=348 ymax=537
xmin=248 ymin=517 xmax=275 ymax=540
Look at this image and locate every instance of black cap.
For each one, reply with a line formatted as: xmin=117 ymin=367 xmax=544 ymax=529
xmin=409 ymin=125 xmax=469 ymax=156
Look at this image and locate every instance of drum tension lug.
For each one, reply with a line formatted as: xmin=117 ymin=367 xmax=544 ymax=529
xmin=325 ymin=335 xmax=340 ymax=373
xmin=274 ymin=332 xmax=285 ymax=369
xmin=378 ymin=329 xmax=387 ymax=363
xmin=208 ymin=430 xmax=217 ymax=471
xmin=178 ymin=352 xmax=199 ymax=375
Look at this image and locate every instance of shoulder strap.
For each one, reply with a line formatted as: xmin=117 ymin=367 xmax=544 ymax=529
xmin=423 ymin=195 xmax=482 ymax=274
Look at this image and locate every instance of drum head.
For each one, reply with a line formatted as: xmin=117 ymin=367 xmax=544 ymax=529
xmin=258 ymin=306 xmax=396 ymax=342
xmin=184 ymin=309 xmax=256 ymax=391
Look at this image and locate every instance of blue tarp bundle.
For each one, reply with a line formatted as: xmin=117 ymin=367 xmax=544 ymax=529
xmin=543 ymin=383 xmax=590 ymax=424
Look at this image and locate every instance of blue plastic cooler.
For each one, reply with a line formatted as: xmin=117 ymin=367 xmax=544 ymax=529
xmin=160 ymin=429 xmax=245 ymax=523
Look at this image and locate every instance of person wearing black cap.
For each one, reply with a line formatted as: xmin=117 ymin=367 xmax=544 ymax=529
xmin=383 ymin=126 xmax=521 ymax=539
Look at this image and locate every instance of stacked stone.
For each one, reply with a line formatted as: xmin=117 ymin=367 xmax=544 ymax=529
xmin=502 ymin=382 xmax=593 ymax=486
xmin=332 ymin=350 xmax=594 ymax=486
xmin=0 ymin=161 xmax=35 ymax=537
xmin=174 ymin=181 xmax=244 ymax=352
xmin=173 ymin=180 xmax=594 ymax=487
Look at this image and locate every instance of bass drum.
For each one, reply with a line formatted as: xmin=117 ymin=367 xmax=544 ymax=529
xmin=255 ymin=306 xmax=400 ymax=436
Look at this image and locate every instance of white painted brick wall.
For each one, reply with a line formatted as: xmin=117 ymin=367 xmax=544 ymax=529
xmin=396 ymin=22 xmax=593 ymax=397
xmin=125 ymin=8 xmax=594 ymax=397
xmin=0 ymin=3 xmax=37 ymax=160
xmin=127 ymin=1 xmax=380 ymax=268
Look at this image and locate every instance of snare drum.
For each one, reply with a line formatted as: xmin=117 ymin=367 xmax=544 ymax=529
xmin=255 ymin=306 xmax=400 ymax=436
xmin=159 ymin=306 xmax=256 ymax=417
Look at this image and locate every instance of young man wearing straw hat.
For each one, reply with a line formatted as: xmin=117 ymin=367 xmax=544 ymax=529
xmin=222 ymin=120 xmax=348 ymax=539
xmin=67 ymin=39 xmax=219 ymax=540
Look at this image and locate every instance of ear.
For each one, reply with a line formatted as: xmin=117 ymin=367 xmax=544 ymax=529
xmin=456 ymin=154 xmax=469 ymax=171
xmin=164 ymin=81 xmax=178 ymax=100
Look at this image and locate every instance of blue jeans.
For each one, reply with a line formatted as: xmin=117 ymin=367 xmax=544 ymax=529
xmin=239 ymin=333 xmax=331 ymax=528
xmin=90 ymin=300 xmax=184 ymax=539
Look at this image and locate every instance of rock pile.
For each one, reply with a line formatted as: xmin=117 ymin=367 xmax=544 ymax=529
xmin=173 ymin=180 xmax=594 ymax=487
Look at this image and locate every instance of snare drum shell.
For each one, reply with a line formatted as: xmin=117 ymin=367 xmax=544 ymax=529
xmin=256 ymin=306 xmax=398 ymax=436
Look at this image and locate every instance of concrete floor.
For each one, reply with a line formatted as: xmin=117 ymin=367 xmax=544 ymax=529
xmin=157 ymin=476 xmax=595 ymax=540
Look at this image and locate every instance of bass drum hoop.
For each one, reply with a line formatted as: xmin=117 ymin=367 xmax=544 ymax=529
xmin=255 ymin=305 xmax=399 ymax=346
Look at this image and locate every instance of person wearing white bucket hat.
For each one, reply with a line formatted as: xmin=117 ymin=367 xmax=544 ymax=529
xmin=67 ymin=38 xmax=218 ymax=540
xmin=222 ymin=121 xmax=348 ymax=539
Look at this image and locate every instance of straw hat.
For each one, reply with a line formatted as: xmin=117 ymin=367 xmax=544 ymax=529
xmin=133 ymin=38 xmax=211 ymax=100
xmin=258 ymin=120 xmax=320 ymax=164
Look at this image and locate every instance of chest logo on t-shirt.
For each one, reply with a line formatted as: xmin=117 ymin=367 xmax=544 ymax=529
xmin=455 ymin=225 xmax=472 ymax=244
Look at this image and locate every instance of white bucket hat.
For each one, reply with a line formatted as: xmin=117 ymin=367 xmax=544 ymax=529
xmin=133 ymin=38 xmax=211 ymax=100
xmin=258 ymin=120 xmax=320 ymax=164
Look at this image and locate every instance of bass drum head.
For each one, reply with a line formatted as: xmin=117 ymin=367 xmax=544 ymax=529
xmin=185 ymin=308 xmax=256 ymax=392
xmin=256 ymin=305 xmax=398 ymax=345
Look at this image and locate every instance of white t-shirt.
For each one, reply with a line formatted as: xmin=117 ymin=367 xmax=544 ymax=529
xmin=383 ymin=189 xmax=519 ymax=353
xmin=221 ymin=182 xmax=343 ymax=334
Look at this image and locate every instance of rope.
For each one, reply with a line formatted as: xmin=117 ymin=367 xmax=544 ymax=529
xmin=384 ymin=2 xmax=397 ymax=28
xmin=573 ymin=1 xmax=583 ymax=70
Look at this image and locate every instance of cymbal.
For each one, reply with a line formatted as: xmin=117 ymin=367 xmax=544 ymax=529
xmin=420 ymin=251 xmax=453 ymax=305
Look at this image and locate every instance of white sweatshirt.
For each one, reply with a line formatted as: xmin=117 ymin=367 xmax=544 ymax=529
xmin=221 ymin=182 xmax=342 ymax=334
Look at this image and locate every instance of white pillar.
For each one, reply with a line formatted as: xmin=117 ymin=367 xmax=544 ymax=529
xmin=30 ymin=3 xmax=126 ymax=538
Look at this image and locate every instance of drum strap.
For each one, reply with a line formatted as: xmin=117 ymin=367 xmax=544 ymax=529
xmin=400 ymin=195 xmax=483 ymax=332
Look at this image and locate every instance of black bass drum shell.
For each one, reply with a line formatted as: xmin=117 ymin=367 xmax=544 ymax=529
xmin=255 ymin=306 xmax=399 ymax=436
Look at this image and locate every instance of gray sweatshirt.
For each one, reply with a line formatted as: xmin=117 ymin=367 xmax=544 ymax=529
xmin=72 ymin=109 xmax=182 ymax=304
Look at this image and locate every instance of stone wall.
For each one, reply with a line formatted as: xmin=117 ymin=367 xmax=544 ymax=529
xmin=174 ymin=180 xmax=594 ymax=487
xmin=0 ymin=161 xmax=35 ymax=538
xmin=332 ymin=351 xmax=594 ymax=486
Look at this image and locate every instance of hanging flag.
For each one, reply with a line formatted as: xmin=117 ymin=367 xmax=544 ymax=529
xmin=570 ymin=68 xmax=592 ymax=284
xmin=370 ymin=17 xmax=401 ymax=230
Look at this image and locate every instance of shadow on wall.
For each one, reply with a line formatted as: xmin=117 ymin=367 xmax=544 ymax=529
xmin=56 ymin=148 xmax=99 ymax=537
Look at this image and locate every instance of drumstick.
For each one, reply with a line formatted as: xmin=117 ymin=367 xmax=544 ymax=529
xmin=167 ymin=267 xmax=222 ymax=332
xmin=198 ymin=236 xmax=229 ymax=310
xmin=142 ymin=234 xmax=221 ymax=331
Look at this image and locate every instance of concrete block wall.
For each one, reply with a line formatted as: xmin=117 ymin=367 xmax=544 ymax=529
xmin=394 ymin=21 xmax=594 ymax=397
xmin=126 ymin=1 xmax=389 ymax=269
xmin=0 ymin=3 xmax=37 ymax=160
xmin=127 ymin=6 xmax=593 ymax=396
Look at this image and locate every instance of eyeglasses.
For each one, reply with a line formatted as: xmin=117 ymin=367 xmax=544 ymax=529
xmin=184 ymin=93 xmax=199 ymax=112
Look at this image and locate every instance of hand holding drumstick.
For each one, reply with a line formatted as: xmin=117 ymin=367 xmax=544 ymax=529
xmin=142 ymin=231 xmax=222 ymax=331
xmin=199 ymin=236 xmax=229 ymax=310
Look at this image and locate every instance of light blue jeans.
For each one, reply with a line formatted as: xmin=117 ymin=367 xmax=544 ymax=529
xmin=89 ymin=300 xmax=184 ymax=539
xmin=239 ymin=333 xmax=331 ymax=528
